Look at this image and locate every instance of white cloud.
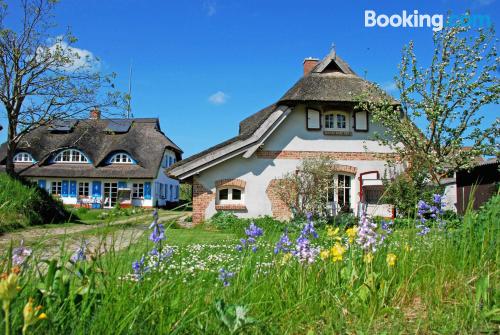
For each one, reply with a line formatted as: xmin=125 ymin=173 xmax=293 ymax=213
xmin=208 ymin=91 xmax=229 ymax=105
xmin=40 ymin=36 xmax=100 ymax=72
xmin=204 ymin=0 xmax=217 ymax=16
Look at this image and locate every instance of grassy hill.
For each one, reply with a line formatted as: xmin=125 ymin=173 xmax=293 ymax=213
xmin=0 ymin=173 xmax=70 ymax=232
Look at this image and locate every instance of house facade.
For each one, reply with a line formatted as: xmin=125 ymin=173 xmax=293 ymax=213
xmin=0 ymin=111 xmax=182 ymax=208
xmin=168 ymin=50 xmax=401 ymax=223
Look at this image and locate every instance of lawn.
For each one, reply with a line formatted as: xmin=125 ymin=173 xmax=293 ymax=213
xmin=0 ymin=196 xmax=498 ymax=334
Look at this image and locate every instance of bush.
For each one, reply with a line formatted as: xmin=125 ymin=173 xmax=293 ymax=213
xmin=0 ymin=174 xmax=70 ymax=232
xmin=209 ymin=212 xmax=284 ymax=235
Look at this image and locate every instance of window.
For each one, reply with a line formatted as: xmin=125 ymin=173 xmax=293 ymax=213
xmin=364 ymin=188 xmax=383 ymax=204
xmin=159 ymin=184 xmax=165 ymax=199
xmin=337 ymin=175 xmax=351 ymax=208
xmin=13 ymin=152 xmax=34 ymax=163
xmin=78 ymin=182 xmax=90 ymax=197
xmin=54 ymin=149 xmax=89 ymax=163
xmin=170 ymin=185 xmax=173 ymax=200
xmin=51 ymin=181 xmax=62 ymax=196
xmin=324 ymin=111 xmax=349 ymax=130
xmin=217 ymin=188 xmax=244 ymax=204
xmin=132 ymin=183 xmax=144 ymax=198
xmin=110 ymin=153 xmax=133 ymax=164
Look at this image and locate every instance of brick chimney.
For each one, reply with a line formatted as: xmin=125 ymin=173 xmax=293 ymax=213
xmin=303 ymin=57 xmax=319 ymax=75
xmin=90 ymin=107 xmax=100 ymax=120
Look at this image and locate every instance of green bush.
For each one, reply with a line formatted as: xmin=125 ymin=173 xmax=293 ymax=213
xmin=0 ymin=174 xmax=70 ymax=232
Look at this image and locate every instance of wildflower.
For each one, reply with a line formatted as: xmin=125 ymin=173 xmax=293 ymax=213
xmin=12 ymin=240 xmax=32 ymax=266
xmin=386 ymin=253 xmax=397 ymax=267
xmin=237 ymin=222 xmax=263 ymax=252
xmin=218 ymin=268 xmax=234 ymax=287
xmin=320 ymin=250 xmax=330 ymax=260
xmin=404 ymin=244 xmax=412 ymax=252
xmin=23 ymin=297 xmax=45 ymax=333
xmin=330 ymin=243 xmax=346 ymax=262
xmin=281 ymin=253 xmax=292 ymax=264
xmin=274 ymin=230 xmax=292 ymax=254
xmin=148 ymin=209 xmax=166 ymax=244
xmin=0 ymin=272 xmax=19 ymax=303
xmin=363 ymin=252 xmax=374 ymax=264
xmin=345 ymin=226 xmax=358 ymax=243
xmin=327 ymin=227 xmax=340 ymax=238
xmin=38 ymin=313 xmax=47 ymax=320
xmin=356 ymin=209 xmax=379 ymax=252
xmin=70 ymin=240 xmax=88 ymax=263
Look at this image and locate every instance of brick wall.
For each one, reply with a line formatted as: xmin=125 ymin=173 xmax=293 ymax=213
xmin=192 ymin=177 xmax=214 ymax=224
xmin=215 ymin=179 xmax=247 ymax=189
xmin=266 ymin=179 xmax=292 ymax=220
xmin=255 ymin=150 xmax=397 ymax=161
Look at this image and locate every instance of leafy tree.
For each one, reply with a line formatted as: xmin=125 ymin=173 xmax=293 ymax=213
xmin=358 ymin=14 xmax=499 ymax=186
xmin=0 ymin=0 xmax=123 ymax=177
xmin=273 ymin=156 xmax=336 ymax=218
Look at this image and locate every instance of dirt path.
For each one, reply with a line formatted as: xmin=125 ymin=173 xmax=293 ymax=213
xmin=0 ymin=211 xmax=191 ymax=259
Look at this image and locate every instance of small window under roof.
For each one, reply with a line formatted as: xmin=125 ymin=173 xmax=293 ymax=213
xmin=105 ymin=119 xmax=133 ymax=133
xmin=49 ymin=120 xmax=78 ymax=132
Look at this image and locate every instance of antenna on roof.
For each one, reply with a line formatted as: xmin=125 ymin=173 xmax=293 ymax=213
xmin=330 ymin=43 xmax=336 ymax=59
xmin=126 ymin=60 xmax=133 ymax=119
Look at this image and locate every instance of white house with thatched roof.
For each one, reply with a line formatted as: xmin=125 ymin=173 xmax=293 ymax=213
xmin=0 ymin=110 xmax=183 ymax=209
xmin=168 ymin=50 xmax=401 ymax=223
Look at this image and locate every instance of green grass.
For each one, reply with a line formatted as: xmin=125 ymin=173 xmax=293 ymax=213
xmin=1 ymin=196 xmax=498 ymax=334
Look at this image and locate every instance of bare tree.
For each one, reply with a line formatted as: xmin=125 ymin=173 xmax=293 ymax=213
xmin=0 ymin=0 xmax=123 ymax=177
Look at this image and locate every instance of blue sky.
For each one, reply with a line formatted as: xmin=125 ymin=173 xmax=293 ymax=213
xmin=0 ymin=0 xmax=498 ymax=157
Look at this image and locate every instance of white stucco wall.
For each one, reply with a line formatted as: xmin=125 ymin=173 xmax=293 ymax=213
xmin=195 ymin=105 xmax=399 ymax=220
xmin=153 ymin=149 xmax=180 ymax=207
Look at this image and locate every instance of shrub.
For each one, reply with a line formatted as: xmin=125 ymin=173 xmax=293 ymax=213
xmin=0 ymin=174 xmax=69 ymax=232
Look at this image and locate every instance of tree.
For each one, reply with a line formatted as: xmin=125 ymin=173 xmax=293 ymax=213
xmin=357 ymin=14 xmax=499 ymax=186
xmin=0 ymin=0 xmax=123 ymax=177
xmin=273 ymin=156 xmax=337 ymax=219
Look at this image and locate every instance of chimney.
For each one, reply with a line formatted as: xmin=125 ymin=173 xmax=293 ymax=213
xmin=90 ymin=107 xmax=100 ymax=120
xmin=303 ymin=57 xmax=319 ymax=75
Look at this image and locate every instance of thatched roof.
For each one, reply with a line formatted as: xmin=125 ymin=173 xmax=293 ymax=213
xmin=0 ymin=118 xmax=182 ymax=179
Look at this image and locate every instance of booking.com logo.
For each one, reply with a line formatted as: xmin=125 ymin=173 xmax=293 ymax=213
xmin=364 ymin=10 xmax=492 ymax=31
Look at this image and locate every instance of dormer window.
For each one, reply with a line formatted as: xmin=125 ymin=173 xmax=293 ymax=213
xmin=324 ymin=111 xmax=349 ymax=130
xmin=109 ymin=153 xmax=133 ymax=164
xmin=13 ymin=152 xmax=35 ymax=163
xmin=53 ymin=149 xmax=89 ymax=163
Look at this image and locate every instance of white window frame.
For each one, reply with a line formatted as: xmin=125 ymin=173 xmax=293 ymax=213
xmin=110 ymin=153 xmax=133 ymax=164
xmin=51 ymin=181 xmax=62 ymax=196
xmin=132 ymin=183 xmax=144 ymax=199
xmin=78 ymin=182 xmax=90 ymax=197
xmin=323 ymin=111 xmax=350 ymax=131
xmin=13 ymin=152 xmax=34 ymax=163
xmin=216 ymin=187 xmax=244 ymax=205
xmin=54 ymin=149 xmax=89 ymax=163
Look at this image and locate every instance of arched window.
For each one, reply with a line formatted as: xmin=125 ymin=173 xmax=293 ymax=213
xmin=216 ymin=187 xmax=244 ymax=204
xmin=53 ymin=149 xmax=89 ymax=163
xmin=109 ymin=153 xmax=133 ymax=164
xmin=324 ymin=111 xmax=349 ymax=130
xmin=13 ymin=152 xmax=35 ymax=163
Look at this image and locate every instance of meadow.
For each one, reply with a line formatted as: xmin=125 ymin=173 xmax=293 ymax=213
xmin=0 ymin=195 xmax=498 ymax=334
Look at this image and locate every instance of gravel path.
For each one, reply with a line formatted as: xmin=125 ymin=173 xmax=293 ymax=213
xmin=0 ymin=211 xmax=191 ymax=259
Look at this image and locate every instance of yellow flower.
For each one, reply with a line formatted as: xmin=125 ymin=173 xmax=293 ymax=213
xmin=404 ymin=244 xmax=412 ymax=252
xmin=330 ymin=243 xmax=346 ymax=262
xmin=0 ymin=272 xmax=19 ymax=303
xmin=363 ymin=252 xmax=374 ymax=264
xmin=327 ymin=227 xmax=339 ymax=238
xmin=320 ymin=250 xmax=330 ymax=260
xmin=346 ymin=226 xmax=358 ymax=243
xmin=386 ymin=253 xmax=397 ymax=267
xmin=38 ymin=313 xmax=47 ymax=320
xmin=23 ymin=298 xmax=36 ymax=326
xmin=281 ymin=253 xmax=292 ymax=265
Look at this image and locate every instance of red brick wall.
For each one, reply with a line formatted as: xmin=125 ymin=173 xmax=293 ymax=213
xmin=215 ymin=179 xmax=246 ymax=189
xmin=192 ymin=177 xmax=214 ymax=224
xmin=255 ymin=150 xmax=397 ymax=161
xmin=266 ymin=179 xmax=292 ymax=220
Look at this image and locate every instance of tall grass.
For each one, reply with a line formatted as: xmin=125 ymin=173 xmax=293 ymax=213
xmin=1 ymin=195 xmax=498 ymax=334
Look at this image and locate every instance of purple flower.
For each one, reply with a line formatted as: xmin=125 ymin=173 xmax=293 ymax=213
xmin=290 ymin=219 xmax=320 ymax=263
xmin=70 ymin=240 xmax=88 ymax=263
xmin=245 ymin=222 xmax=263 ymax=238
xmin=237 ymin=222 xmax=264 ymax=252
xmin=416 ymin=194 xmax=445 ymax=235
xmin=274 ymin=230 xmax=292 ymax=254
xmin=12 ymin=240 xmax=32 ymax=266
xmin=356 ymin=210 xmax=380 ymax=252
xmin=218 ymin=268 xmax=235 ymax=287
xmin=149 ymin=210 xmax=165 ymax=244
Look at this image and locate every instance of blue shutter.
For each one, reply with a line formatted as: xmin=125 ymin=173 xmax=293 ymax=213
xmin=37 ymin=180 xmax=46 ymax=190
xmin=70 ymin=181 xmax=77 ymax=197
xmin=118 ymin=181 xmax=127 ymax=188
xmin=144 ymin=182 xmax=151 ymax=200
xmin=92 ymin=181 xmax=101 ymax=197
xmin=62 ymin=180 xmax=69 ymax=197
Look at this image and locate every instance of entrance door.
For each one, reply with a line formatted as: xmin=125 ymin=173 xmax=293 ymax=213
xmin=103 ymin=182 xmax=118 ymax=208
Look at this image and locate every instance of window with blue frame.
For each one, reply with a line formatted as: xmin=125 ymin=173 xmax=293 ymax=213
xmin=109 ymin=153 xmax=134 ymax=164
xmin=14 ymin=152 xmax=35 ymax=163
xmin=53 ymin=149 xmax=89 ymax=163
